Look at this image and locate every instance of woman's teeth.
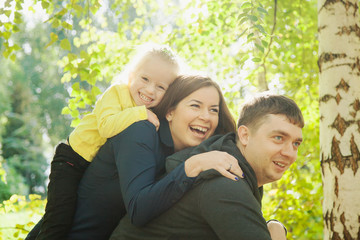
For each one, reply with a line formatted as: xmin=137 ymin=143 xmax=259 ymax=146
xmin=191 ymin=126 xmax=208 ymax=134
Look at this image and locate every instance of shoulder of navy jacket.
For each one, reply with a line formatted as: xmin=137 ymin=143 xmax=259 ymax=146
xmin=158 ymin=119 xmax=173 ymax=148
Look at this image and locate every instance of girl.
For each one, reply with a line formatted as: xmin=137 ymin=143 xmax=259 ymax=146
xmin=27 ymin=43 xmax=181 ymax=240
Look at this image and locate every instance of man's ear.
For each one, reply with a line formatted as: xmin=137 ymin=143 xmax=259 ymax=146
xmin=237 ymin=125 xmax=250 ymax=146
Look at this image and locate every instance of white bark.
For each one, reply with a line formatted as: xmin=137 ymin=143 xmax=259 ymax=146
xmin=318 ymin=0 xmax=360 ymax=239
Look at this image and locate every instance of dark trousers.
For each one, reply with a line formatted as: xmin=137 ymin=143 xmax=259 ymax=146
xmin=25 ymin=143 xmax=89 ymax=240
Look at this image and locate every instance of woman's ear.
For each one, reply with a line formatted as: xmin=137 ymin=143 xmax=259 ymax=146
xmin=166 ymin=110 xmax=174 ymax=122
xmin=237 ymin=125 xmax=250 ymax=146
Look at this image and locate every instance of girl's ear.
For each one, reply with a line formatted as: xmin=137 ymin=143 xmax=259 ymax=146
xmin=128 ymin=71 xmax=135 ymax=84
xmin=166 ymin=110 xmax=174 ymax=122
xmin=237 ymin=125 xmax=250 ymax=146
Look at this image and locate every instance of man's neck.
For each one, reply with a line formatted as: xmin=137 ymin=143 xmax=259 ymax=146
xmin=235 ymin=139 xmax=264 ymax=187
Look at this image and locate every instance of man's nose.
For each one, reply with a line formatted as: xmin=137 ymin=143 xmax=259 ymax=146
xmin=281 ymin=142 xmax=297 ymax=161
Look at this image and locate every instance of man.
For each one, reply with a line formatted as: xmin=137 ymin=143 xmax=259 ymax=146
xmin=110 ymin=93 xmax=304 ymax=240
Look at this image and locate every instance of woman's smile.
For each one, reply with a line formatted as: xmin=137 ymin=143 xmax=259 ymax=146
xmin=166 ymin=86 xmax=220 ymax=152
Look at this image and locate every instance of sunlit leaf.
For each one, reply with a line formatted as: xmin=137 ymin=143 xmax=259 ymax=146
xmin=62 ymin=21 xmax=73 ymax=30
xmin=248 ymin=15 xmax=258 ymax=22
xmin=61 ymin=72 xmax=72 ymax=83
xmin=257 ymin=6 xmax=268 ymax=14
xmin=241 ymin=2 xmax=252 ymax=9
xmin=41 ymin=1 xmax=50 ymax=9
xmin=60 ymin=38 xmax=71 ymax=51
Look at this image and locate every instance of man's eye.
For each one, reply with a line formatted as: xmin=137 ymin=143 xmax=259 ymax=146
xmin=293 ymin=142 xmax=301 ymax=148
xmin=274 ymin=136 xmax=283 ymax=141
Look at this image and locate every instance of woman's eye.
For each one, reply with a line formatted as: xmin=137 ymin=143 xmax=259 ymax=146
xmin=210 ymin=108 xmax=219 ymax=113
xmin=190 ymin=104 xmax=200 ymax=108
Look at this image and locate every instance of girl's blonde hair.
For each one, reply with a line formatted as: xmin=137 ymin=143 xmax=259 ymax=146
xmin=115 ymin=43 xmax=182 ymax=84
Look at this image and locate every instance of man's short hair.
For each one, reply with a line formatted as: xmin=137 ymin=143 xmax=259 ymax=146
xmin=237 ymin=93 xmax=304 ymax=131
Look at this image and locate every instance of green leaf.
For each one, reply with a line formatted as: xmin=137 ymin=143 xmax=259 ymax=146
xmin=60 ymin=38 xmax=71 ymax=51
xmin=61 ymin=72 xmax=72 ymax=83
xmin=52 ymin=19 xmax=60 ymax=28
xmin=80 ymin=50 xmax=89 ymax=59
xmin=10 ymin=54 xmax=16 ymax=62
xmin=255 ymin=43 xmax=264 ymax=53
xmin=12 ymin=44 xmax=21 ymax=51
xmin=45 ymin=32 xmax=58 ymax=48
xmin=78 ymin=101 xmax=86 ymax=109
xmin=252 ymin=57 xmax=262 ymax=62
xmin=57 ymin=8 xmax=68 ymax=17
xmin=257 ymin=7 xmax=268 ymax=14
xmin=41 ymin=1 xmax=50 ymax=9
xmin=90 ymin=6 xmax=99 ymax=15
xmin=71 ymin=118 xmax=81 ymax=128
xmin=70 ymin=109 xmax=80 ymax=118
xmin=28 ymin=6 xmax=35 ymax=13
xmin=241 ymin=2 xmax=252 ymax=9
xmin=12 ymin=25 xmax=20 ymax=32
xmin=2 ymin=31 xmax=11 ymax=40
xmin=239 ymin=17 xmax=248 ymax=25
xmin=248 ymin=15 xmax=258 ymax=22
xmin=15 ymin=2 xmax=23 ymax=11
xmin=50 ymin=32 xmax=58 ymax=42
xmin=61 ymin=107 xmax=71 ymax=115
xmin=91 ymin=86 xmax=102 ymax=97
xmin=255 ymin=24 xmax=267 ymax=35
xmin=261 ymin=40 xmax=268 ymax=47
xmin=62 ymin=21 xmax=73 ymax=30
xmin=4 ymin=10 xmax=11 ymax=17
xmin=72 ymin=82 xmax=81 ymax=92
xmin=247 ymin=33 xmax=254 ymax=39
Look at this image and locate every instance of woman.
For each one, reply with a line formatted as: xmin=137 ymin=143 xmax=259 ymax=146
xmin=68 ymin=75 xmax=242 ymax=240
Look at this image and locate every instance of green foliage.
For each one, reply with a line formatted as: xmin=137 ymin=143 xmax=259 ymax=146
xmin=0 ymin=0 xmax=322 ymax=239
xmin=0 ymin=194 xmax=45 ymax=240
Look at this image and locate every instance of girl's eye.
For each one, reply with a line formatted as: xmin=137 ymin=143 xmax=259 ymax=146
xmin=157 ymin=85 xmax=166 ymax=91
xmin=142 ymin=77 xmax=149 ymax=82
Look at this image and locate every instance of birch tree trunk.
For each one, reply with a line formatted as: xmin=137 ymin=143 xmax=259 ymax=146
xmin=318 ymin=0 xmax=360 ymax=239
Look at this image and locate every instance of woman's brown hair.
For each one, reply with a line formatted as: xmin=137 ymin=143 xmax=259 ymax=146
xmin=153 ymin=75 xmax=236 ymax=135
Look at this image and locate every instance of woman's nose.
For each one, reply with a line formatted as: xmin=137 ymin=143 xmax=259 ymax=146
xmin=198 ymin=109 xmax=210 ymax=120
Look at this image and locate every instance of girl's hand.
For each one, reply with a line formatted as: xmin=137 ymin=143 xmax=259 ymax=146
xmin=184 ymin=151 xmax=244 ymax=181
xmin=147 ymin=110 xmax=160 ymax=131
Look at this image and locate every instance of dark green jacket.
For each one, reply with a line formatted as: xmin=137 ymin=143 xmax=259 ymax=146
xmin=110 ymin=133 xmax=272 ymax=240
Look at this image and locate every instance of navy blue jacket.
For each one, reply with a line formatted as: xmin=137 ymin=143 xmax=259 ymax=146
xmin=68 ymin=120 xmax=195 ymax=240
